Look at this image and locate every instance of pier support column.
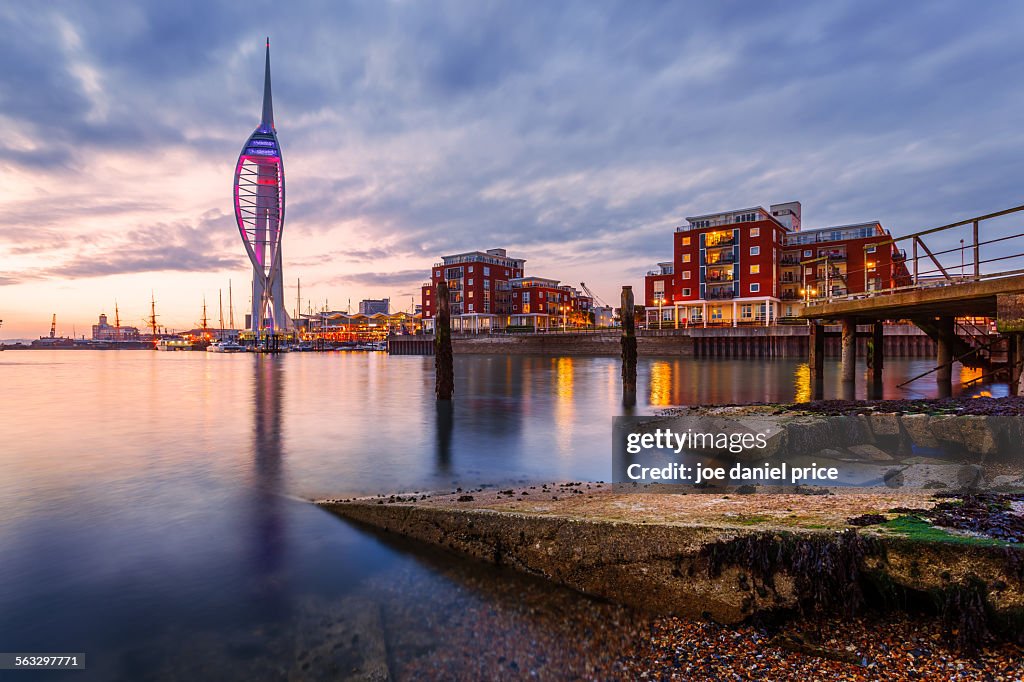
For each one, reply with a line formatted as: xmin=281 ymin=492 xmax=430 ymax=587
xmin=935 ymin=316 xmax=955 ymax=397
xmin=808 ymin=320 xmax=825 ymax=400
xmin=840 ymin=318 xmax=857 ymax=385
xmin=867 ymin=321 xmax=884 ymax=399
xmin=1008 ymin=334 xmax=1023 ymax=396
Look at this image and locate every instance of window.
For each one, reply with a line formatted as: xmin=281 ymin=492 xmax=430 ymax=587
xmin=690 ymin=308 xmax=702 ymax=320
xmin=468 ymin=303 xmax=474 ymax=311
xmin=741 ymin=304 xmax=753 ymax=318
xmin=484 ymin=266 xmax=491 ymax=275
xmin=803 ymin=250 xmax=812 ymax=258
xmin=484 ymin=279 xmax=490 ymax=288
xmin=750 ymin=246 xmax=760 ymax=256
xmin=539 ymin=291 xmax=545 ymax=299
xmin=467 ymin=278 xmax=474 ymax=285
xmin=682 ymin=271 xmax=691 ymax=280
xmin=682 ymin=254 xmax=691 ymax=263
xmin=435 ymin=269 xmax=441 ymax=277
xmin=654 ymin=281 xmax=665 ymax=294
xmin=469 ymin=266 xmax=474 ymax=273
xmin=682 ymin=288 xmax=691 ymax=296
xmin=866 ymin=245 xmax=877 ymax=253
xmin=468 ymin=291 xmax=474 ymax=298
xmin=749 ymin=265 xmax=760 ymax=274
xmin=425 ymin=289 xmax=431 ymax=296
xmin=750 ymin=283 xmax=761 ymax=293
xmin=750 ymin=228 xmax=760 ymax=238
xmin=711 ymin=307 xmax=723 ymax=320
xmin=523 ymin=292 xmax=530 ymax=303
xmin=682 ymin=237 xmax=691 ymax=246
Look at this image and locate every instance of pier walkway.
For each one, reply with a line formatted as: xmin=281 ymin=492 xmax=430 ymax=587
xmin=800 ymin=205 xmax=1024 ymax=396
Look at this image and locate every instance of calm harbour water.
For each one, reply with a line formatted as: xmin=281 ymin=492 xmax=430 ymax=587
xmin=0 ymin=351 xmax=1005 ymax=680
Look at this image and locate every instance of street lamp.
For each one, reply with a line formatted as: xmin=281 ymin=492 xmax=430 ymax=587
xmin=657 ymin=296 xmax=664 ymax=329
xmin=560 ymin=305 xmax=567 ymax=331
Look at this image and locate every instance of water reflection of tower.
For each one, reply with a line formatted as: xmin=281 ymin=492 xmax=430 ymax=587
xmin=249 ymin=356 xmax=286 ymax=612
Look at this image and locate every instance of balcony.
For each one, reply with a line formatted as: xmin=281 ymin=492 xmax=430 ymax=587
xmin=706 ymin=254 xmax=735 ymax=265
xmin=781 ymin=257 xmax=801 ymax=266
xmin=781 ymin=292 xmax=801 ymax=300
xmin=707 ymin=289 xmax=736 ymax=300
xmin=705 ymin=237 xmax=735 ymax=249
xmin=706 ymin=272 xmax=734 ymax=283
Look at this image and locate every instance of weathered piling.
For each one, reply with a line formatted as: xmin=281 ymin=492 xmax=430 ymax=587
xmin=620 ymin=286 xmax=637 ymax=405
xmin=435 ymin=281 xmax=454 ymax=400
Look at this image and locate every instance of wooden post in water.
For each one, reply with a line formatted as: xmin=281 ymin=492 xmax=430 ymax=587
xmin=620 ymin=286 xmax=637 ymax=405
xmin=867 ymin=320 xmax=885 ymax=399
xmin=435 ymin=281 xmax=454 ymax=400
xmin=808 ymin=320 xmax=825 ymax=400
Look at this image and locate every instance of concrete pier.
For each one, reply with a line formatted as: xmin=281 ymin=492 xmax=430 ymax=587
xmin=319 ymin=486 xmax=1024 ymax=628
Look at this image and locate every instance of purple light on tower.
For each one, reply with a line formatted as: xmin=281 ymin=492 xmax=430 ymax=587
xmin=234 ymin=38 xmax=288 ymax=334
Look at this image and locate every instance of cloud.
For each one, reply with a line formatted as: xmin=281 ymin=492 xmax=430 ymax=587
xmin=327 ymin=269 xmax=427 ymax=288
xmin=1 ymin=0 xmax=1023 ymax=311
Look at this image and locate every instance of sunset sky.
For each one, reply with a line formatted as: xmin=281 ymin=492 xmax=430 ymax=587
xmin=2 ymin=1 xmax=1023 ymax=337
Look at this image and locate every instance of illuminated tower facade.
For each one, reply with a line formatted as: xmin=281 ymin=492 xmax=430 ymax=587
xmin=234 ymin=40 xmax=288 ymax=334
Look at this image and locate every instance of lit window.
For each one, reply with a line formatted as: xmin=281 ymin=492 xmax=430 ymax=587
xmin=682 ymin=271 xmax=691 ymax=280
xmin=425 ymin=289 xmax=431 ymax=296
xmin=750 ymin=283 xmax=760 ymax=293
xmin=682 ymin=237 xmax=691 ymax=246
xmin=750 ymin=246 xmax=760 ymax=256
xmin=750 ymin=228 xmax=760 ymax=238
xmin=683 ymin=254 xmax=691 ymax=263
xmin=468 ymin=291 xmax=474 ymax=298
xmin=750 ymin=265 xmax=760 ymax=274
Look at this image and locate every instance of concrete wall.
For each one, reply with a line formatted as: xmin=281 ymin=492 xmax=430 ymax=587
xmin=388 ymin=324 xmax=934 ymax=358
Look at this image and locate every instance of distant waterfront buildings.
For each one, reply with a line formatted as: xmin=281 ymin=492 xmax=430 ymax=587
xmin=358 ymin=298 xmax=390 ymax=316
xmin=91 ymin=313 xmax=140 ymax=341
xmin=643 ymin=201 xmax=911 ymax=327
xmin=420 ymin=248 xmax=593 ymax=331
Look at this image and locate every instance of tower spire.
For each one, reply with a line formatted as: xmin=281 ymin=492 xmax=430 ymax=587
xmin=261 ymin=38 xmax=274 ymax=130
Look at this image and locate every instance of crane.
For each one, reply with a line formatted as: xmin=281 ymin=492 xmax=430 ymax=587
xmin=579 ymin=282 xmax=608 ymax=308
xmin=49 ymin=314 xmax=57 ymax=338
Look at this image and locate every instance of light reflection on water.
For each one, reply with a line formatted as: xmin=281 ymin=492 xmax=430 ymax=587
xmin=0 ymin=350 xmax=1007 ymax=680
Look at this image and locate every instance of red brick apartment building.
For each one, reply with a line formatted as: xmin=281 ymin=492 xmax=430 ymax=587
xmin=421 ymin=248 xmax=592 ymax=331
xmin=644 ymin=201 xmax=910 ymax=327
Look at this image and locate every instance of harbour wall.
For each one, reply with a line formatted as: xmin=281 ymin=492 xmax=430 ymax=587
xmin=388 ymin=324 xmax=936 ymax=358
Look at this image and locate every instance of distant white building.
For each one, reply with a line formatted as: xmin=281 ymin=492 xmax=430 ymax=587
xmin=592 ymin=305 xmax=615 ymax=327
xmin=359 ymin=298 xmax=390 ymax=316
xmin=92 ymin=313 xmax=140 ymax=340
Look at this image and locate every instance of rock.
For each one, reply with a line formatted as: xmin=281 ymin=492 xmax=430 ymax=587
xmin=990 ymin=475 xmax=1024 ymax=489
xmin=811 ymin=448 xmax=847 ymax=461
xmin=869 ymin=413 xmax=902 ymax=436
xmin=847 ymin=444 xmax=895 ymax=461
xmin=900 ymin=414 xmax=939 ymax=448
xmin=928 ymin=415 xmax=998 ymax=456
